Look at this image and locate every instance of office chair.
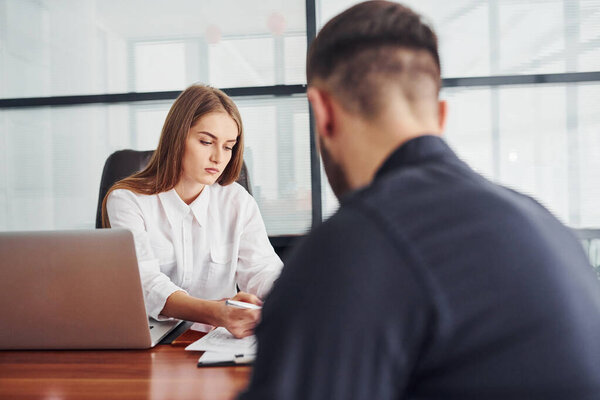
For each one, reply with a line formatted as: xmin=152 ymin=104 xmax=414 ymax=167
xmin=95 ymin=149 xmax=252 ymax=229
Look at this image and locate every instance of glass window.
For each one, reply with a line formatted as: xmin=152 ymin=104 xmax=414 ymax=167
xmin=447 ymin=82 xmax=600 ymax=228
xmin=580 ymin=0 xmax=600 ymax=71
xmin=209 ymin=37 xmax=276 ymax=88
xmin=0 ymin=0 xmax=307 ymax=99
xmin=132 ymin=104 xmax=170 ymax=150
xmin=134 ymin=42 xmax=186 ymax=92
xmin=0 ymin=95 xmax=312 ymax=235
xmin=443 ymin=87 xmax=494 ymax=178
xmin=496 ymin=85 xmax=569 ymax=219
xmin=235 ymin=95 xmax=312 ymax=235
xmin=284 ymin=35 xmax=308 ymax=85
xmin=577 ymin=83 xmax=600 ymax=226
xmin=317 ymin=0 xmax=600 ymax=77
xmin=0 ymin=104 xmax=128 ymax=230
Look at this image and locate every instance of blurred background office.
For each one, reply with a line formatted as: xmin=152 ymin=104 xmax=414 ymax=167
xmin=0 ymin=0 xmax=598 ymax=272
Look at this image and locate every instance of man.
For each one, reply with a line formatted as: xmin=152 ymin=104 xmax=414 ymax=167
xmin=240 ymin=1 xmax=600 ymax=399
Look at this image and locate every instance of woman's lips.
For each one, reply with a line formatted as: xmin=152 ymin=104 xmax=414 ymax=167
xmin=205 ymin=168 xmax=220 ymax=174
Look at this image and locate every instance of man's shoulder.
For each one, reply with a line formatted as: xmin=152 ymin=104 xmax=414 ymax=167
xmin=310 ymin=203 xmax=380 ymax=241
xmin=284 ymin=202 xmax=403 ymax=276
xmin=348 ymin=154 xmax=552 ymax=227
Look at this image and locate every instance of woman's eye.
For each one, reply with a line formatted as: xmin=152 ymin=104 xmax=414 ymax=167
xmin=200 ymin=140 xmax=212 ymax=145
xmin=225 ymin=146 xmax=233 ymax=151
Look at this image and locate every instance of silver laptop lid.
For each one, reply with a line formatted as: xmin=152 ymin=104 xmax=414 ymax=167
xmin=0 ymin=229 xmax=154 ymax=350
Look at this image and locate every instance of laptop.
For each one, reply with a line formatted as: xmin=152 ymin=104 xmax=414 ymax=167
xmin=0 ymin=229 xmax=182 ymax=350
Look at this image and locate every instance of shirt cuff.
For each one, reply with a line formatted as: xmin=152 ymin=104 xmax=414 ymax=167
xmin=138 ymin=261 xmax=188 ymax=320
xmin=147 ymin=282 xmax=188 ymax=321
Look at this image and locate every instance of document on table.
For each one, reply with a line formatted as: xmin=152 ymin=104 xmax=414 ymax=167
xmin=185 ymin=326 xmax=257 ymax=354
xmin=197 ymin=351 xmax=255 ymax=366
xmin=186 ymin=327 xmax=257 ymax=367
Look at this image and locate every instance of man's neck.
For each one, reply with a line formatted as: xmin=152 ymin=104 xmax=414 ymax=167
xmin=340 ymin=106 xmax=441 ymax=192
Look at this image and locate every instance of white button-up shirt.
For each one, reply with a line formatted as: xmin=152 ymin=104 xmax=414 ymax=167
xmin=106 ymin=183 xmax=283 ymax=320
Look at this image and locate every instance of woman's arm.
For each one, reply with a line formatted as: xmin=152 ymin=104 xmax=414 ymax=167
xmin=161 ymin=290 xmax=262 ymax=338
xmin=107 ymin=189 xmax=186 ymax=320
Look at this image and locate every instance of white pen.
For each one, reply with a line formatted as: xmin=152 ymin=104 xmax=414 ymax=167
xmin=225 ymin=299 xmax=262 ymax=310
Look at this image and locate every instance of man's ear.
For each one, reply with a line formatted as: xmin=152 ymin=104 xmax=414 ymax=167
xmin=307 ymin=87 xmax=334 ymax=139
xmin=437 ymin=100 xmax=447 ymax=133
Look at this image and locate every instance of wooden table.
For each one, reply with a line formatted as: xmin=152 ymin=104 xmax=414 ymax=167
xmin=0 ymin=328 xmax=252 ymax=400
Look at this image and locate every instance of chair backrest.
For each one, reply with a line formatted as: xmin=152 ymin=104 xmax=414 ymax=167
xmin=95 ymin=149 xmax=252 ymax=228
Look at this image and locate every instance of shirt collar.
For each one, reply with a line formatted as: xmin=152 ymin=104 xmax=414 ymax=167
xmin=158 ymin=186 xmax=210 ymax=226
xmin=375 ymin=135 xmax=454 ymax=180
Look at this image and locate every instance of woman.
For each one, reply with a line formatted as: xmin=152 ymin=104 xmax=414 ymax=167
xmin=102 ymin=84 xmax=283 ymax=338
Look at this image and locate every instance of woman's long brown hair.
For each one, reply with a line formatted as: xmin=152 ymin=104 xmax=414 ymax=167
xmin=101 ymin=84 xmax=244 ymax=228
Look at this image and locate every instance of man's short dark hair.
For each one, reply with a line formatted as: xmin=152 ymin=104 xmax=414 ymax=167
xmin=307 ymin=1 xmax=441 ymax=118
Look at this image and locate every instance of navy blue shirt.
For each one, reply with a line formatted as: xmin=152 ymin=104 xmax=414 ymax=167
xmin=240 ymin=135 xmax=600 ymax=400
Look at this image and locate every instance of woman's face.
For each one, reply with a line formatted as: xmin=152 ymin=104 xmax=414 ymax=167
xmin=180 ymin=112 xmax=239 ymax=187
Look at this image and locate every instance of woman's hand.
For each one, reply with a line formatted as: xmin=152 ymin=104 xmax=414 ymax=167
xmin=217 ymin=292 xmax=263 ymax=338
xmin=159 ymin=291 xmax=263 ymax=337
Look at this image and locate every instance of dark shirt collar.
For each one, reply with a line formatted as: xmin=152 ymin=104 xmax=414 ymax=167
xmin=375 ymin=135 xmax=454 ymax=180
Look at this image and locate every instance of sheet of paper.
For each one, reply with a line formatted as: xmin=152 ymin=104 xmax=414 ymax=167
xmin=185 ymin=326 xmax=257 ymax=353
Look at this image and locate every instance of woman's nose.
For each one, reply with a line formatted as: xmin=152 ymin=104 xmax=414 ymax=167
xmin=210 ymin=147 xmax=222 ymax=163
